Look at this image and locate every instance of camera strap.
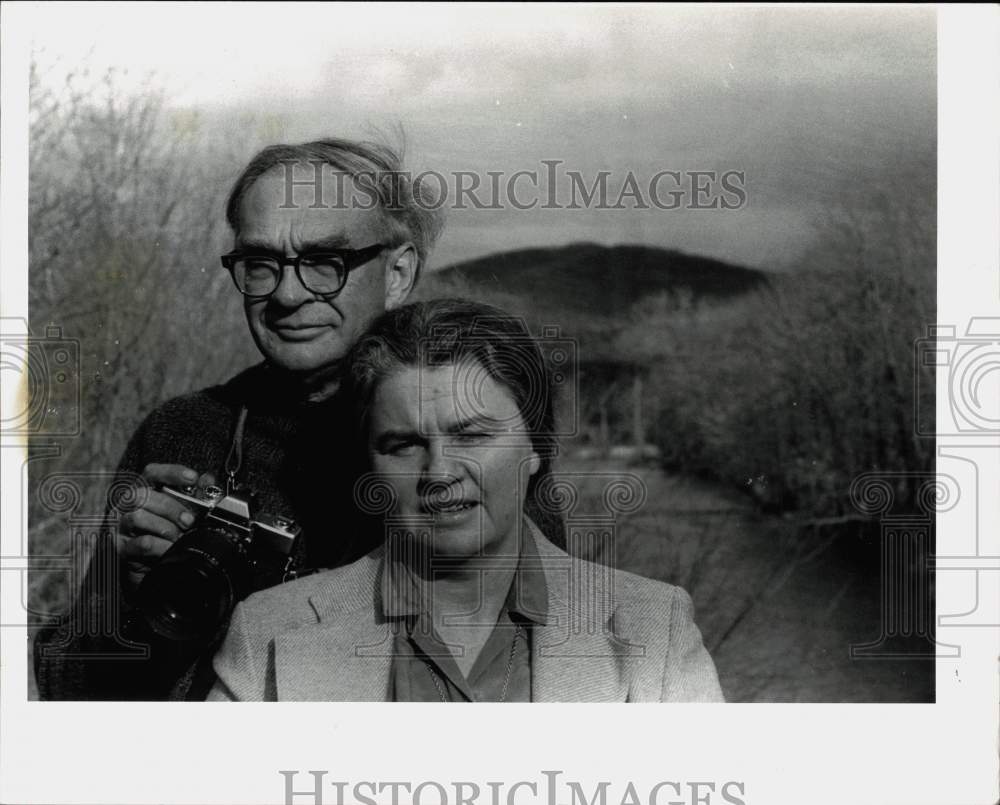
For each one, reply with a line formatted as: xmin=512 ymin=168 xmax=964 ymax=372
xmin=224 ymin=403 xmax=308 ymax=585
xmin=224 ymin=405 xmax=250 ymax=495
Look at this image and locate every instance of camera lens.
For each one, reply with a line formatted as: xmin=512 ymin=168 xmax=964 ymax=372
xmin=137 ymin=526 xmax=252 ymax=642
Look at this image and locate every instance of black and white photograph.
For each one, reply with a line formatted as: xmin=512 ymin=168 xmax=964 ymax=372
xmin=1 ymin=3 xmax=997 ymax=804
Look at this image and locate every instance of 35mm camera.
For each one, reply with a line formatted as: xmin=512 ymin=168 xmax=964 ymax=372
xmin=137 ymin=483 xmax=300 ymax=642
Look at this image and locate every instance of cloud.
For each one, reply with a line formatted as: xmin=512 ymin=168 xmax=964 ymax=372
xmin=28 ymin=4 xmax=935 ymax=269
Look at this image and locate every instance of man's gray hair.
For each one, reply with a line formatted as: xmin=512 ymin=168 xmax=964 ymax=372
xmin=225 ymin=137 xmax=445 ymax=283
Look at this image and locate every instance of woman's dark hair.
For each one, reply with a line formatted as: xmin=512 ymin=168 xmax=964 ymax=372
xmin=346 ymin=298 xmax=565 ymax=547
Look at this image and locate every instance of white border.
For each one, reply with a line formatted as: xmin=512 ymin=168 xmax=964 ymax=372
xmin=2 ymin=5 xmax=998 ymax=805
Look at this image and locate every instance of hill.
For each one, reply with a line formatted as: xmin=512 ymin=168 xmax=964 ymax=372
xmin=416 ymin=242 xmax=771 ymax=360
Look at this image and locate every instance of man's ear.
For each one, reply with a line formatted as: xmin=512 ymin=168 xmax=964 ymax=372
xmin=383 ymin=243 xmax=418 ymax=310
xmin=527 ymin=451 xmax=541 ymax=478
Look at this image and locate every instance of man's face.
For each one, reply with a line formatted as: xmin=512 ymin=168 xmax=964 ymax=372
xmin=369 ymin=361 xmax=541 ymax=559
xmin=234 ymin=166 xmax=405 ymax=375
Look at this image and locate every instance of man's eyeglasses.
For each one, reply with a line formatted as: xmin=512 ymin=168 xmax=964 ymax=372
xmin=220 ymin=243 xmax=387 ymax=299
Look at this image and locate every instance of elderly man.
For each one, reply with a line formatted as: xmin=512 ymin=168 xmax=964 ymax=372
xmin=34 ymin=138 xmax=443 ymax=700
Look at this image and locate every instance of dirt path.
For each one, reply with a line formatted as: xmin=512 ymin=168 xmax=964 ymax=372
xmin=557 ymin=457 xmax=934 ymax=702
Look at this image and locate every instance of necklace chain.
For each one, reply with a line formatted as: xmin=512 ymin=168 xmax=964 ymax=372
xmin=425 ymin=623 xmax=523 ymax=703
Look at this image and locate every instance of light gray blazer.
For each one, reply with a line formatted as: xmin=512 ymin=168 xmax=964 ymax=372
xmin=208 ymin=524 xmax=724 ymax=702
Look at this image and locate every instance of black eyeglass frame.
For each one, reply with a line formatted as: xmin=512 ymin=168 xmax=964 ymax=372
xmin=220 ymin=242 xmax=387 ymax=299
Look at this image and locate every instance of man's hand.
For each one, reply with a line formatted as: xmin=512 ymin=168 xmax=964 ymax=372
xmin=119 ymin=464 xmax=216 ymax=593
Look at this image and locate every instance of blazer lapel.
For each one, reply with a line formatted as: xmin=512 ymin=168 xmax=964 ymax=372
xmin=530 ymin=525 xmax=633 ymax=703
xmin=273 ymin=615 xmax=394 ymax=701
xmin=269 ymin=529 xmax=643 ymax=702
xmin=274 ymin=550 xmax=394 ymax=701
xmin=533 ymin=613 xmax=631 ymax=702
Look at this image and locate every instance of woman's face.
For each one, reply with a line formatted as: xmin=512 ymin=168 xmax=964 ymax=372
xmin=367 ymin=360 xmax=541 ymax=558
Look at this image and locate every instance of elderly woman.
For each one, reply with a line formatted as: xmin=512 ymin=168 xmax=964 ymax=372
xmin=209 ymin=299 xmax=723 ymax=702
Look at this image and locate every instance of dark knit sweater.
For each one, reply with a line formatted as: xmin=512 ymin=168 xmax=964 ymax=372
xmin=33 ymin=363 xmax=375 ymax=700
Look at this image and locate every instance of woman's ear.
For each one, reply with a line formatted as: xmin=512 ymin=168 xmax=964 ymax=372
xmin=383 ymin=243 xmax=418 ymax=309
xmin=527 ymin=451 xmax=541 ymax=477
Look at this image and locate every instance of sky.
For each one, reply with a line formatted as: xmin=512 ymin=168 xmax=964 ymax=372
xmin=26 ymin=3 xmax=937 ymax=271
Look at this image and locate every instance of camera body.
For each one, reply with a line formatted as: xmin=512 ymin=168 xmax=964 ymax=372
xmin=137 ymin=483 xmax=301 ymax=642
